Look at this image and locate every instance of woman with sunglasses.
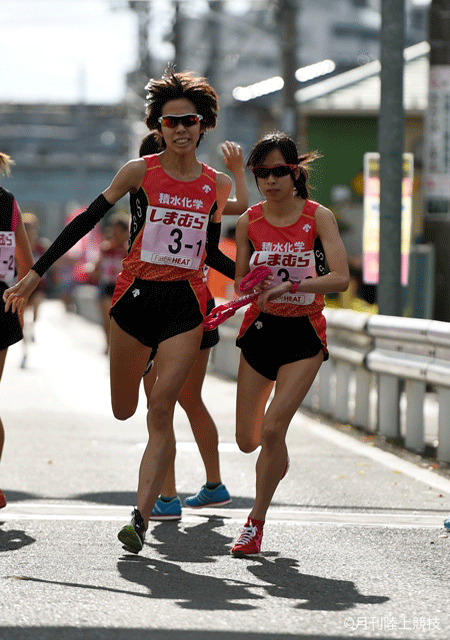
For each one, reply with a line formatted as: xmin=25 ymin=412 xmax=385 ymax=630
xmin=3 ymin=68 xmax=232 ymax=554
xmin=137 ymin=133 xmax=248 ymax=520
xmin=231 ymin=132 xmax=349 ymax=557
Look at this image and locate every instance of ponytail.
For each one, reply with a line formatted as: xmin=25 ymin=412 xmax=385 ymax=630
xmin=293 ymin=163 xmax=309 ymax=200
xmin=0 ymin=152 xmax=14 ymax=177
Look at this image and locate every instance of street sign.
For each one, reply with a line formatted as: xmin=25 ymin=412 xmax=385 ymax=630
xmin=363 ymin=152 xmax=413 ymax=286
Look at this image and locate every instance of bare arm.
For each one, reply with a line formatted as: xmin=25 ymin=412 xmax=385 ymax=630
xmin=102 ymin=158 xmax=147 ymax=203
xmin=221 ymin=141 xmax=249 ymax=217
xmin=211 ymin=171 xmax=232 ymax=223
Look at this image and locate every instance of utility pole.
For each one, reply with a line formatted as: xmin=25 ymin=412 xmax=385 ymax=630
xmin=127 ymin=1 xmax=152 ymax=98
xmin=423 ymin=0 xmax=450 ymax=321
xmin=278 ymin=0 xmax=300 ymax=142
xmin=204 ymin=0 xmax=224 ymax=167
xmin=172 ymin=1 xmax=183 ymax=71
xmin=377 ymin=0 xmax=405 ymax=316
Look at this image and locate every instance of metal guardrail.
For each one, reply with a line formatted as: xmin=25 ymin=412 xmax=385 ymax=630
xmin=303 ymin=308 xmax=450 ymax=463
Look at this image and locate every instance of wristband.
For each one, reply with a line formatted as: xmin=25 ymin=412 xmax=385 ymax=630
xmin=289 ymin=279 xmax=300 ymax=293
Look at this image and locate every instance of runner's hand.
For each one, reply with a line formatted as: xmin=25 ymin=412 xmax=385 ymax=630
xmin=221 ymin=141 xmax=244 ymax=174
xmin=252 ymin=274 xmax=273 ymax=295
xmin=3 ymin=270 xmax=41 ymax=314
xmin=257 ymin=281 xmax=291 ymax=312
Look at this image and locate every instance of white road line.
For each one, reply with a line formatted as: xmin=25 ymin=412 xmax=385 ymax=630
xmin=0 ymin=502 xmax=446 ymax=528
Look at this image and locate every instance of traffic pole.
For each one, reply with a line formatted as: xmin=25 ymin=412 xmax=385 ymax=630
xmin=377 ymin=0 xmax=405 ymax=316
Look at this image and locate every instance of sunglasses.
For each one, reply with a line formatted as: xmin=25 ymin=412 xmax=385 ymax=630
xmin=158 ymin=113 xmax=203 ymax=128
xmin=251 ymin=164 xmax=298 ymax=179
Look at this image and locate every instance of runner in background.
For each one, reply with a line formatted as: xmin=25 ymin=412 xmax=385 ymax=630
xmin=0 ymin=152 xmax=34 ymax=508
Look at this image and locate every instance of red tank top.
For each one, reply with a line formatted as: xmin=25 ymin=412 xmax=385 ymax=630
xmin=239 ymin=199 xmax=326 ymax=332
xmin=122 ymin=155 xmax=218 ymax=292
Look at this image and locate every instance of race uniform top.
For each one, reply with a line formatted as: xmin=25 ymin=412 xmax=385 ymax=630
xmin=0 ymin=186 xmax=19 ymax=286
xmin=122 ymin=154 xmax=218 ymax=293
xmin=238 ymin=199 xmax=327 ymax=335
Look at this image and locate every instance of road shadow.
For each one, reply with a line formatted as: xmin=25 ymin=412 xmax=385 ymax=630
xmin=0 ymin=525 xmax=35 ymax=551
xmin=115 ymin=520 xmax=389 ymax=613
xmin=0 ymin=490 xmax=42 ymax=502
xmin=245 ymin=556 xmax=389 ymax=611
xmin=146 ymin=516 xmax=232 ymax=563
xmin=4 ymin=514 xmax=389 ymax=614
xmin=117 ymin=553 xmax=261 ymax=611
xmin=7 ymin=557 xmax=261 ymax=613
xmin=116 ymin=551 xmax=389 ymax=613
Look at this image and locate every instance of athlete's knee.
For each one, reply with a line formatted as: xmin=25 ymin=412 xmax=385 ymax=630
xmin=111 ymin=399 xmax=138 ymax=421
xmin=260 ymin=422 xmax=286 ymax=450
xmin=147 ymin=397 xmax=175 ymax=432
xmin=236 ymin=431 xmax=259 ymax=454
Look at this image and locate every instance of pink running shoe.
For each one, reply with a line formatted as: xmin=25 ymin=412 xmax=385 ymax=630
xmin=0 ymin=490 xmax=6 ymax=509
xmin=231 ymin=517 xmax=264 ymax=557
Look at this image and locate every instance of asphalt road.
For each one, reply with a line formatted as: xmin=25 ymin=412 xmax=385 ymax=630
xmin=1 ymin=301 xmax=450 ymax=640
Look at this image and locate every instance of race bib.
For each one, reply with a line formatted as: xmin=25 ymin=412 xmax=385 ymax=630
xmin=141 ymin=206 xmax=208 ymax=270
xmin=0 ymin=231 xmax=15 ymax=286
xmin=250 ymin=249 xmax=316 ymax=305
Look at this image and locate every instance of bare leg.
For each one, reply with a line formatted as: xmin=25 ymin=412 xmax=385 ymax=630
xmin=178 ymin=348 xmax=222 ymax=484
xmin=142 ymin=359 xmax=177 ymax=497
xmin=109 ymin=318 xmax=152 ymax=420
xmin=249 ymin=352 xmax=323 ymax=522
xmin=137 ymin=324 xmax=203 ymax=525
xmin=0 ymin=348 xmax=7 ymax=462
xmin=144 ymin=347 xmax=223 ymax=496
xmin=235 ymin=354 xmax=274 ymax=454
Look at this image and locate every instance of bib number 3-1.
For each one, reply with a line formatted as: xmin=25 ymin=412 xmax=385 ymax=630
xmin=141 ymin=206 xmax=208 ymax=270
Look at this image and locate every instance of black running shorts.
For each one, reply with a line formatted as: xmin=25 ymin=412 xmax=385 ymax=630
xmin=236 ymin=311 xmax=328 ymax=381
xmin=0 ymin=282 xmax=23 ymax=350
xmin=110 ymin=278 xmax=203 ymax=348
